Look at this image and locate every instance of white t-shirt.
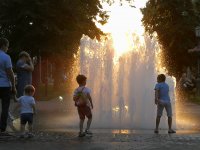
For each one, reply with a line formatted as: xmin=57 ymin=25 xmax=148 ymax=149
xmin=18 ymin=95 xmax=36 ymax=114
xmin=73 ymin=86 xmax=91 ymax=106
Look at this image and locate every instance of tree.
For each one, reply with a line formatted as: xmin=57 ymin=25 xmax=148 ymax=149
xmin=141 ymin=0 xmax=199 ymax=77
xmin=0 ymin=0 xmax=109 ymax=89
xmin=0 ymin=0 xmax=108 ymax=56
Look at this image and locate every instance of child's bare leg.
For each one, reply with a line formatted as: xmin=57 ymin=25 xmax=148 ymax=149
xmin=27 ymin=124 xmax=34 ymax=137
xmin=168 ymin=117 xmax=176 ymax=133
xmin=28 ymin=124 xmax=33 ymax=133
xmin=86 ymin=118 xmax=92 ymax=131
xmin=168 ymin=117 xmax=172 ymax=130
xmin=155 ymin=116 xmax=161 ymax=130
xmin=20 ymin=124 xmax=25 ymax=135
xmin=79 ymin=119 xmax=84 ymax=133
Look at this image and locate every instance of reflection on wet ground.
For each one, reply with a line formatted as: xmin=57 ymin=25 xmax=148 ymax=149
xmin=7 ymin=95 xmax=200 ymax=134
xmin=176 ymin=101 xmax=200 ymax=131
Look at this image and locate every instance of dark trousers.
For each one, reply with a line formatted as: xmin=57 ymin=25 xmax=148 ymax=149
xmin=0 ymin=87 xmax=11 ymax=132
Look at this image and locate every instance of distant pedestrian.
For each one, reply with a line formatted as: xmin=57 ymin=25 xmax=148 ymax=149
xmin=73 ymin=74 xmax=93 ymax=137
xmin=16 ymin=51 xmax=34 ymax=97
xmin=15 ymin=85 xmax=36 ymax=138
xmin=154 ymin=74 xmax=176 ymax=134
xmin=178 ymin=73 xmax=195 ymax=91
xmin=0 ymin=38 xmax=16 ymax=134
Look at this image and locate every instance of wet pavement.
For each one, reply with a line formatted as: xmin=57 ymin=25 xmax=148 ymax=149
xmin=1 ymin=130 xmax=200 ymax=150
xmin=1 ymin=95 xmax=200 ymax=150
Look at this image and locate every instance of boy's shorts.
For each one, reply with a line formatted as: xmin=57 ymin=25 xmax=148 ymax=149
xmin=157 ymin=102 xmax=172 ymax=117
xmin=20 ymin=113 xmax=33 ymax=125
xmin=77 ymin=106 xmax=92 ymax=120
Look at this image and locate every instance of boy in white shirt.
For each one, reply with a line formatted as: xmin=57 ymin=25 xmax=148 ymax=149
xmin=73 ymin=74 xmax=93 ymax=137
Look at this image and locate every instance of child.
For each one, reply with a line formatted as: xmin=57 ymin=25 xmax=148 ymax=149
xmin=16 ymin=85 xmax=36 ymax=138
xmin=73 ymin=74 xmax=93 ymax=137
xmin=154 ymin=74 xmax=176 ymax=134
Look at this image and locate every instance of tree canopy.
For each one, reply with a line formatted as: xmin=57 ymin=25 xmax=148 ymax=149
xmin=141 ymin=0 xmax=200 ymax=76
xmin=0 ymin=0 xmax=108 ymax=58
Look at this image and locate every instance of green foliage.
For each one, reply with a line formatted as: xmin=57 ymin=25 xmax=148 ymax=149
xmin=0 ymin=0 xmax=108 ymax=58
xmin=141 ymin=0 xmax=200 ymax=76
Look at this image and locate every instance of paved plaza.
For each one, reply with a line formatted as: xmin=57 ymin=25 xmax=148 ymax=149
xmin=0 ymin=95 xmax=200 ymax=150
xmin=1 ymin=130 xmax=200 ymax=150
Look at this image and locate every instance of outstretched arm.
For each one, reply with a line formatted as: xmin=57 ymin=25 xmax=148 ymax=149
xmin=6 ymin=68 xmax=16 ymax=94
xmin=12 ymin=102 xmax=20 ymax=114
xmin=23 ymin=56 xmax=34 ymax=72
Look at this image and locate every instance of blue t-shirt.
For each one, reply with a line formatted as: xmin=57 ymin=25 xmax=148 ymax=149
xmin=16 ymin=59 xmax=32 ymax=84
xmin=16 ymin=59 xmax=32 ymax=97
xmin=154 ymin=82 xmax=170 ymax=102
xmin=0 ymin=50 xmax=12 ymax=87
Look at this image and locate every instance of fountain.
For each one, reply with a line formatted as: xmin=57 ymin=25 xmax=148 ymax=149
xmin=78 ymin=34 xmax=176 ymax=129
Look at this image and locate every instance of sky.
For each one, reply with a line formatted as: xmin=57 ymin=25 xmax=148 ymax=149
xmin=100 ymin=0 xmax=148 ymax=35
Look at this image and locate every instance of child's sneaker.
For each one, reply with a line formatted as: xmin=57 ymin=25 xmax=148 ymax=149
xmin=85 ymin=130 xmax=92 ymax=135
xmin=78 ymin=132 xmax=85 ymax=137
xmin=154 ymin=129 xmax=159 ymax=134
xmin=168 ymin=129 xmax=176 ymax=134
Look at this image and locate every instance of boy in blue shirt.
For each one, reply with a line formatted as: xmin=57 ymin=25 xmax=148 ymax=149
xmin=154 ymin=74 xmax=176 ymax=134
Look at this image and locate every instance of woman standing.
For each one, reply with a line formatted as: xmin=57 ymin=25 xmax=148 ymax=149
xmin=16 ymin=51 xmax=34 ymax=97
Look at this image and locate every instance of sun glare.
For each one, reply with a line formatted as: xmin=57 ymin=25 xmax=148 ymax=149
xmin=100 ymin=0 xmax=147 ymax=58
